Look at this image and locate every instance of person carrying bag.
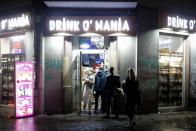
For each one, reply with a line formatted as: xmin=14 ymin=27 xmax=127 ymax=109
xmin=122 ymin=67 xmax=141 ymax=128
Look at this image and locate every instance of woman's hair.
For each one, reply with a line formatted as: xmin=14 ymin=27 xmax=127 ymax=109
xmin=127 ymin=67 xmax=136 ymax=81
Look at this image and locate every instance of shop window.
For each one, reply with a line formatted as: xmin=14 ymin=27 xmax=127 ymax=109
xmin=1 ymin=35 xmax=25 ymax=104
xmin=79 ymin=36 xmax=104 ymax=49
xmin=158 ymin=35 xmax=184 ymax=107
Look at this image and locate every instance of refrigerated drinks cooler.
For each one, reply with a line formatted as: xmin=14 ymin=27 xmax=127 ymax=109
xmin=2 ymin=54 xmax=25 ymax=105
xmin=1 ymin=54 xmax=34 ymax=118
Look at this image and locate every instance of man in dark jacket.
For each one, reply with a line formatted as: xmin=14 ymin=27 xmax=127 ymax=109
xmin=103 ymin=67 xmax=120 ymax=119
xmin=94 ymin=67 xmax=107 ymax=112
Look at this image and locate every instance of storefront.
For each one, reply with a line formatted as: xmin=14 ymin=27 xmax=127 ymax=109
xmin=158 ymin=12 xmax=196 ymax=111
xmin=0 ymin=12 xmax=35 ymax=117
xmin=137 ymin=6 xmax=196 ymax=113
xmin=42 ymin=13 xmax=137 ymax=114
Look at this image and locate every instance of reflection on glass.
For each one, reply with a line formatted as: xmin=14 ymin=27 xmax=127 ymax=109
xmin=158 ymin=35 xmax=183 ymax=107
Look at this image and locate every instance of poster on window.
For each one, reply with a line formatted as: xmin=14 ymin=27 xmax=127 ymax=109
xmin=15 ymin=62 xmax=34 ymax=118
xmin=11 ymin=39 xmax=24 ymax=54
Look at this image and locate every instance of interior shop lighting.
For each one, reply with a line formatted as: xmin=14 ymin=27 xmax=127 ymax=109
xmin=80 ymin=33 xmax=101 ymax=37
xmin=54 ymin=32 xmax=73 ymax=36
xmin=162 ymin=28 xmax=173 ymax=31
xmin=160 ymin=29 xmax=189 ymax=36
xmin=108 ymin=33 xmax=128 ymax=36
xmin=10 ymin=35 xmax=25 ymax=41
xmin=80 ymin=43 xmax=90 ymax=49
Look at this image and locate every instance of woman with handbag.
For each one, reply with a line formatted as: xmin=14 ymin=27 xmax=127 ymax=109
xmin=122 ymin=67 xmax=140 ymax=128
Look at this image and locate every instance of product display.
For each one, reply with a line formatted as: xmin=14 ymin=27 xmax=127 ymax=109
xmin=1 ymin=54 xmax=25 ymax=104
xmin=158 ymin=51 xmax=183 ymax=107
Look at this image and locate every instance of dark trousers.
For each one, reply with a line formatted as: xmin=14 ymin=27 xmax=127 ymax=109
xmin=94 ymin=91 xmax=104 ymax=110
xmin=106 ymin=93 xmax=119 ymax=117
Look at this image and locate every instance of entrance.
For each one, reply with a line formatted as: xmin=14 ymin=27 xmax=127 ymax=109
xmin=71 ymin=36 xmax=114 ymax=113
xmin=43 ymin=35 xmax=136 ymax=114
xmin=158 ymin=34 xmax=184 ymax=107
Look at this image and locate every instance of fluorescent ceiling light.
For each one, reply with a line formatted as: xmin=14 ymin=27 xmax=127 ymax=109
xmin=44 ymin=1 xmax=137 ymax=9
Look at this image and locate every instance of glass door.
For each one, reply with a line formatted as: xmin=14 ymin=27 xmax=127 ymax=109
xmin=158 ymin=34 xmax=184 ymax=107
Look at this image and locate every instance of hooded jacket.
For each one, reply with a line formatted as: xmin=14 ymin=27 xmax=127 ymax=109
xmin=94 ymin=70 xmax=107 ymax=91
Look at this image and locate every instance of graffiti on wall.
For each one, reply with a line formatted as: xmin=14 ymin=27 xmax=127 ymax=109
xmin=45 ymin=58 xmax=62 ymax=82
xmin=45 ymin=58 xmax=62 ymax=70
xmin=141 ymin=56 xmax=158 ymax=70
xmin=139 ymin=77 xmax=157 ymax=89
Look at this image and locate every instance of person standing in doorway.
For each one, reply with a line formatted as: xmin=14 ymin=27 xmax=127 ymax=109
xmin=94 ymin=67 xmax=107 ymax=112
xmin=103 ymin=67 xmax=120 ymax=119
xmin=122 ymin=68 xmax=140 ymax=128
xmin=83 ymin=69 xmax=95 ymax=114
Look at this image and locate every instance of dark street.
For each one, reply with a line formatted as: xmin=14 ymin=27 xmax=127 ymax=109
xmin=0 ymin=111 xmax=196 ymax=131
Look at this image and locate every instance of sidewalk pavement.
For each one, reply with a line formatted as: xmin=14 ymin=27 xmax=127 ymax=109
xmin=33 ymin=111 xmax=196 ymax=130
xmin=1 ymin=108 xmax=196 ymax=131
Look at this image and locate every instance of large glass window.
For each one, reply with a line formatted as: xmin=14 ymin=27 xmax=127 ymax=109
xmin=1 ymin=35 xmax=25 ymax=105
xmin=158 ymin=34 xmax=184 ymax=107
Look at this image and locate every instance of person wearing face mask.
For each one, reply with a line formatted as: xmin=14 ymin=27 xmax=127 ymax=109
xmin=122 ymin=67 xmax=141 ymax=129
xmin=83 ymin=69 xmax=95 ymax=114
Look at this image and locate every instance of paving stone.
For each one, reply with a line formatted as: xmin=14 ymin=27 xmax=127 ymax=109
xmin=0 ymin=111 xmax=196 ymax=131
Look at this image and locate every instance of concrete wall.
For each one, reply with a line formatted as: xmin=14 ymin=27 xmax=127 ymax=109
xmin=44 ymin=36 xmax=64 ymax=114
xmin=137 ymin=6 xmax=159 ymax=114
xmin=25 ymin=31 xmax=34 ymax=62
xmin=189 ymin=34 xmax=196 ymax=107
xmin=0 ymin=39 xmax=1 ymax=103
xmin=137 ymin=30 xmax=159 ymax=114
xmin=117 ymin=36 xmax=136 ymax=81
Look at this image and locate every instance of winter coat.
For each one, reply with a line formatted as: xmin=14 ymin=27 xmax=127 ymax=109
xmin=123 ymin=78 xmax=140 ymax=103
xmin=94 ymin=71 xmax=107 ymax=92
xmin=122 ymin=78 xmax=140 ymax=116
xmin=105 ymin=74 xmax=120 ymax=96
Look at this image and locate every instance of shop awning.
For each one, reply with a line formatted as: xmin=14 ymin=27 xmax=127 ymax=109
xmin=44 ymin=1 xmax=137 ymax=9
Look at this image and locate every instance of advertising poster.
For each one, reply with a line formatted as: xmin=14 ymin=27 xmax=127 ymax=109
xmin=15 ymin=62 xmax=34 ymax=118
xmin=12 ymin=41 xmax=22 ymax=54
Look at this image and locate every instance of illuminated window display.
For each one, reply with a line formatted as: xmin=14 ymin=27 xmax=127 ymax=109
xmin=158 ymin=35 xmax=184 ymax=107
xmin=1 ymin=35 xmax=25 ymax=105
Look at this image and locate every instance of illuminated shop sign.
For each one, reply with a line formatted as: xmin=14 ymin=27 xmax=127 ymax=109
xmin=15 ymin=62 xmax=34 ymax=118
xmin=159 ymin=11 xmax=196 ymax=32
xmin=0 ymin=13 xmax=30 ymax=33
xmin=46 ymin=16 xmax=135 ymax=35
xmin=167 ymin=16 xmax=196 ymax=30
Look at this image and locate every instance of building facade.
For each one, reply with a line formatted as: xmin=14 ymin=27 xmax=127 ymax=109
xmin=0 ymin=0 xmax=196 ymax=117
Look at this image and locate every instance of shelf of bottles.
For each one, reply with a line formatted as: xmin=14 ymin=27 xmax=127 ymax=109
xmin=1 ymin=54 xmax=25 ymax=104
xmin=158 ymin=49 xmax=183 ymax=107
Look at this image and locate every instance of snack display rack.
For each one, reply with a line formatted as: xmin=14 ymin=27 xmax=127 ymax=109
xmin=158 ymin=49 xmax=183 ymax=107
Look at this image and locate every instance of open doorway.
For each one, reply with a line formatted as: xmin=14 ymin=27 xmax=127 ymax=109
xmin=63 ymin=35 xmax=136 ymax=114
xmin=71 ymin=36 xmax=111 ymax=114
